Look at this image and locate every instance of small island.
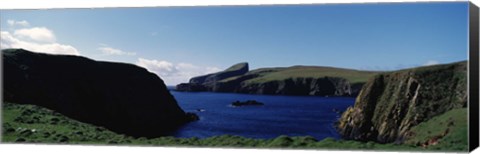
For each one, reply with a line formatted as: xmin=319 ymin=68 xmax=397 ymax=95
xmin=231 ymin=100 xmax=264 ymax=107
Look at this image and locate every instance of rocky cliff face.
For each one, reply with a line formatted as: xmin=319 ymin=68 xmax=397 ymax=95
xmin=234 ymin=77 xmax=355 ymax=96
xmin=3 ymin=49 xmax=192 ymax=138
xmin=337 ymin=61 xmax=467 ymax=143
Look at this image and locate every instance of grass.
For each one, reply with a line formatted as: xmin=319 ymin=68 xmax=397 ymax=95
xmin=2 ymin=102 xmax=128 ymax=144
xmin=241 ymin=66 xmax=378 ymax=85
xmin=1 ymin=102 xmax=464 ymax=152
xmin=404 ymin=108 xmax=468 ymax=151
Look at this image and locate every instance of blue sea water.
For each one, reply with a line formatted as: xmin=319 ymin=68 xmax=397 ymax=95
xmin=169 ymin=90 xmax=354 ymax=140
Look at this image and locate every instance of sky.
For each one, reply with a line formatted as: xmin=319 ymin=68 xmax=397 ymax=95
xmin=0 ymin=2 xmax=469 ymax=85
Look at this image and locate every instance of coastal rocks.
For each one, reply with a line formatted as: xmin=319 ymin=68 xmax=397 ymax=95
xmin=231 ymin=100 xmax=264 ymax=107
xmin=185 ymin=112 xmax=200 ymax=121
xmin=337 ymin=61 xmax=467 ymax=143
xmin=3 ymin=48 xmax=193 ymax=138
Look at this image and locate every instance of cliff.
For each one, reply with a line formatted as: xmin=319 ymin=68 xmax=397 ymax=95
xmin=3 ymin=49 xmax=193 ymax=138
xmin=337 ymin=61 xmax=467 ymax=143
xmin=177 ymin=62 xmax=249 ymax=91
xmin=233 ymin=77 xmax=353 ymax=96
xmin=190 ymin=62 xmax=249 ymax=85
xmin=177 ymin=63 xmax=377 ymax=97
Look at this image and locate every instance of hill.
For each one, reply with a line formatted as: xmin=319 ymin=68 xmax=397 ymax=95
xmin=177 ymin=63 xmax=378 ymax=97
xmin=3 ymin=48 xmax=195 ymax=137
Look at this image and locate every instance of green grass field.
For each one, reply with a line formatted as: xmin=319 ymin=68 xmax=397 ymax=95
xmin=1 ymin=102 xmax=466 ymax=152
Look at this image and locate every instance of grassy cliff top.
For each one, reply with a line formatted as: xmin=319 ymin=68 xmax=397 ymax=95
xmin=240 ymin=66 xmax=379 ymax=84
xmin=224 ymin=62 xmax=248 ymax=72
xmin=383 ymin=60 xmax=467 ymax=75
xmin=219 ymin=61 xmax=467 ymax=85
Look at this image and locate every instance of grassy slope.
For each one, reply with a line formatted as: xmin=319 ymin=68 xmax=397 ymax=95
xmin=220 ymin=66 xmax=378 ymax=85
xmin=4 ymin=102 xmax=463 ymax=152
xmin=404 ymin=108 xmax=468 ymax=151
xmin=2 ymin=102 xmax=129 ymax=144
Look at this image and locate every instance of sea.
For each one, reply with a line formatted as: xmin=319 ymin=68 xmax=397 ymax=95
xmin=168 ymin=89 xmax=355 ymax=140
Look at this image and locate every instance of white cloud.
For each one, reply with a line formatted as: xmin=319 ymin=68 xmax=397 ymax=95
xmin=1 ymin=22 xmax=80 ymax=56
xmin=136 ymin=58 xmax=222 ymax=85
xmin=7 ymin=20 xmax=14 ymax=26
xmin=1 ymin=31 xmax=79 ymax=55
xmin=14 ymin=27 xmax=56 ymax=43
xmin=98 ymin=47 xmax=136 ymax=56
xmin=137 ymin=58 xmax=177 ymax=77
xmin=206 ymin=67 xmax=222 ymax=73
xmin=423 ymin=60 xmax=439 ymax=66
xmin=7 ymin=20 xmax=30 ymax=27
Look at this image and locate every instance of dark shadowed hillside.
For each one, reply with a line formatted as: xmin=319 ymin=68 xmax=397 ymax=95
xmin=3 ymin=48 xmax=195 ymax=138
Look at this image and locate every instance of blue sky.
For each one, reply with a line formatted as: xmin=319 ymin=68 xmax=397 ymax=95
xmin=0 ymin=2 xmax=469 ymax=85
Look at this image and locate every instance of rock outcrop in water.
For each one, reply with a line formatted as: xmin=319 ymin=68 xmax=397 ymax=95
xmin=231 ymin=100 xmax=264 ymax=107
xmin=3 ymin=48 xmax=194 ymax=138
xmin=337 ymin=61 xmax=467 ymax=143
xmin=176 ymin=63 xmax=376 ymax=97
